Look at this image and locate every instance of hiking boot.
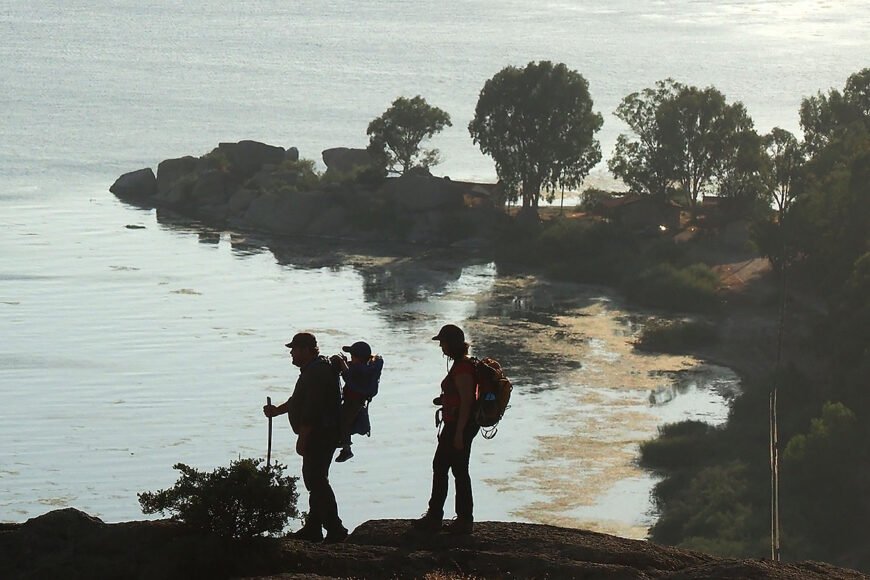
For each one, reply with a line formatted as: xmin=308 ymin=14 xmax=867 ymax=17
xmin=323 ymin=525 xmax=348 ymax=544
xmin=444 ymin=517 xmax=474 ymax=535
xmin=410 ymin=511 xmax=443 ymax=532
xmin=335 ymin=447 xmax=354 ymax=463
xmin=289 ymin=526 xmax=323 ymax=542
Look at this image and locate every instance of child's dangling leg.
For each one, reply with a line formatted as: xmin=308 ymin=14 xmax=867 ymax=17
xmin=336 ymin=398 xmax=364 ymax=463
xmin=336 ymin=442 xmax=353 ymax=462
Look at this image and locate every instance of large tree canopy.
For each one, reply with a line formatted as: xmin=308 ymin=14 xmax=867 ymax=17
xmin=468 ymin=61 xmax=603 ymax=211
xmin=609 ymin=80 xmax=757 ymax=207
xmin=608 ymin=79 xmax=682 ymax=200
xmin=761 ymin=127 xmax=804 ymax=221
xmin=800 ymin=67 xmax=870 ymax=155
xmin=366 ymin=95 xmax=452 ymax=175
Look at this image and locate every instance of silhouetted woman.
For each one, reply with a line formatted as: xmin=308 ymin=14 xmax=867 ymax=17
xmin=412 ymin=323 xmax=479 ymax=535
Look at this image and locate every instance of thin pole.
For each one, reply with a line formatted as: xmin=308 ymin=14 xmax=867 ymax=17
xmin=770 ymin=243 xmax=788 ymax=561
xmin=266 ymin=396 xmax=273 ymax=469
xmin=770 ymin=387 xmax=780 ymax=560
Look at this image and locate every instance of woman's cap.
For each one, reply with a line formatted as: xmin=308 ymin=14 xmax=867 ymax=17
xmin=432 ymin=324 xmax=465 ymax=344
xmin=285 ymin=332 xmax=317 ymax=349
xmin=342 ymin=341 xmax=372 ymax=358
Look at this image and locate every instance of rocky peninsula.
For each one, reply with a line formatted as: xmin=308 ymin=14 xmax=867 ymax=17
xmin=110 ymin=140 xmax=507 ymax=248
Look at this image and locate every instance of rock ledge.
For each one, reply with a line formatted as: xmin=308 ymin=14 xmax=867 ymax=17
xmin=1 ymin=509 xmax=866 ymax=579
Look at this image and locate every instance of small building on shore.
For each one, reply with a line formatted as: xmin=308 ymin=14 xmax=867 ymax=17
xmin=441 ymin=177 xmax=504 ymax=208
xmin=596 ymin=195 xmax=682 ymax=233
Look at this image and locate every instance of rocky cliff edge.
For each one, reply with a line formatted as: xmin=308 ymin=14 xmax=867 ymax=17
xmin=1 ymin=509 xmax=866 ymax=579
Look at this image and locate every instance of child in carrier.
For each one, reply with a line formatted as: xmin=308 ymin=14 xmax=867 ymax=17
xmin=330 ymin=340 xmax=383 ymax=463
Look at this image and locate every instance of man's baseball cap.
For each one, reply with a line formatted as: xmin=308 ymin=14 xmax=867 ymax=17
xmin=342 ymin=341 xmax=372 ymax=358
xmin=432 ymin=324 xmax=465 ymax=344
xmin=285 ymin=332 xmax=317 ymax=349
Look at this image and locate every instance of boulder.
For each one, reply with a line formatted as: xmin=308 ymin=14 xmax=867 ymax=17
xmin=156 ymin=156 xmax=198 ymax=197
xmin=196 ymin=203 xmax=229 ymax=223
xmin=307 ymin=205 xmax=351 ymax=237
xmin=285 ymin=147 xmax=300 ymax=162
xmin=227 ymin=188 xmax=260 ymax=215
xmin=20 ymin=508 xmax=105 ymax=540
xmin=242 ymin=191 xmax=330 ymax=235
xmin=385 ymin=175 xmax=464 ymax=212
xmin=155 ymin=174 xmax=196 ymax=207
xmin=109 ymin=168 xmax=157 ymax=200
xmin=322 ymin=147 xmax=376 ymax=175
xmin=190 ymin=169 xmax=228 ymax=204
xmin=217 ymin=140 xmax=286 ymax=179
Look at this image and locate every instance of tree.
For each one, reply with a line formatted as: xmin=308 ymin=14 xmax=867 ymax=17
xmin=609 ymin=79 xmax=683 ymax=199
xmin=716 ymin=128 xmax=765 ymax=212
xmin=760 ymin=128 xmax=804 ymax=223
xmin=664 ymin=86 xmax=756 ymax=207
xmin=782 ymin=402 xmax=865 ymax=563
xmin=800 ymin=68 xmax=870 ymax=155
xmin=366 ymin=95 xmax=452 ymax=175
xmin=468 ymin=61 xmax=603 ymax=212
xmin=610 ymin=81 xmax=757 ymax=207
xmin=789 ymin=125 xmax=870 ymax=288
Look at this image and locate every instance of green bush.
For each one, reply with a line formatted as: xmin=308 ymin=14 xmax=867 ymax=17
xmin=534 ymin=220 xmax=636 ymax=283
xmin=625 ymin=263 xmax=720 ymax=312
xmin=138 ymin=458 xmax=300 ymax=538
xmin=579 ymin=187 xmax=615 ymax=211
xmin=639 ymin=420 xmax=718 ymax=472
xmin=651 ymin=462 xmax=759 ymax=557
xmin=634 ymin=319 xmax=718 ymax=353
xmin=279 ymin=158 xmax=322 ymax=192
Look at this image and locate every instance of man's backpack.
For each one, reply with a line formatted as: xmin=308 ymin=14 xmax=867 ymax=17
xmin=472 ymin=357 xmax=512 ymax=439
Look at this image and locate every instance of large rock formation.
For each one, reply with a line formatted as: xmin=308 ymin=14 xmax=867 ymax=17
xmin=322 ymin=147 xmax=376 ymax=176
xmin=109 ymin=167 xmax=156 ymax=201
xmin=1 ymin=509 xmax=866 ymax=579
xmin=109 ymin=141 xmax=507 ymax=247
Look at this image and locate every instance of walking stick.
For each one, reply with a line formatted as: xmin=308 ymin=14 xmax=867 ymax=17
xmin=266 ymin=396 xmax=273 ymax=469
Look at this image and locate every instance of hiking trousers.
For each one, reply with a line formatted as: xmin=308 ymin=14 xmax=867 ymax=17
xmin=428 ymin=420 xmax=479 ymax=520
xmin=339 ymin=398 xmax=366 ymax=446
xmin=301 ymin=431 xmax=343 ymax=532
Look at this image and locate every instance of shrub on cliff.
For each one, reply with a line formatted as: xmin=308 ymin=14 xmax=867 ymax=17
xmin=634 ymin=319 xmax=718 ymax=353
xmin=279 ymin=158 xmax=322 ymax=192
xmin=625 ymin=263 xmax=720 ymax=312
xmin=640 ymin=420 xmax=720 ymax=472
xmin=138 ymin=458 xmax=299 ymax=538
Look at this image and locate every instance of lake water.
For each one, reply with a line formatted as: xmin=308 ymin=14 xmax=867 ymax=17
xmin=1 ymin=0 xmax=866 ymax=536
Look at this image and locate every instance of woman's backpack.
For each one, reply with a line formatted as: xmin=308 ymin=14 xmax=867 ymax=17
xmin=472 ymin=357 xmax=512 ymax=439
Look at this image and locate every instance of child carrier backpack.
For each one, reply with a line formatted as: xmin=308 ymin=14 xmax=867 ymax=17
xmin=472 ymin=357 xmax=512 ymax=439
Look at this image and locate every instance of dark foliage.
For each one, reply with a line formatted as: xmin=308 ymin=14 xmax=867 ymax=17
xmin=138 ymin=458 xmax=300 ymax=539
xmin=624 ymin=263 xmax=720 ymax=313
xmin=643 ymin=68 xmax=870 ymax=571
xmin=634 ymin=319 xmax=719 ymax=353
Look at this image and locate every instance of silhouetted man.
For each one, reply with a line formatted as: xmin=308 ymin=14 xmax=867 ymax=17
xmin=264 ymin=331 xmax=347 ymax=542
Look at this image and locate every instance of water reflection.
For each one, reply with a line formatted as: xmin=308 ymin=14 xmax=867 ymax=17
xmin=197 ymin=231 xmax=220 ymax=245
xmin=152 ymin=207 xmax=481 ymax=310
